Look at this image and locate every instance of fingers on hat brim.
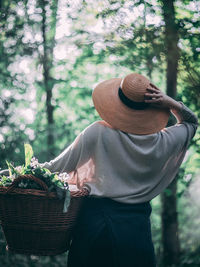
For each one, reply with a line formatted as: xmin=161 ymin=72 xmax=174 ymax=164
xmin=93 ymin=78 xmax=170 ymax=134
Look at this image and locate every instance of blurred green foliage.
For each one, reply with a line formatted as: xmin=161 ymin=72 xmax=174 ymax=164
xmin=0 ymin=0 xmax=200 ymax=266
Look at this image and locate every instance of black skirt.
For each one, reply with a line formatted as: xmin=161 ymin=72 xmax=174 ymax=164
xmin=67 ymin=197 xmax=156 ymax=267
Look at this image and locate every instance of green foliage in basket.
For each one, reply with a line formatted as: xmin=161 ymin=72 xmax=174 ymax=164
xmin=0 ymin=144 xmax=71 ymax=212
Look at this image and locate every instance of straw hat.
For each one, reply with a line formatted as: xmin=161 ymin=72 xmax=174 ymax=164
xmin=92 ymin=73 xmax=170 ymax=135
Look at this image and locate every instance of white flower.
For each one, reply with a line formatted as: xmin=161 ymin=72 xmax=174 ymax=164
xmin=58 ymin=172 xmax=69 ymax=181
xmin=15 ymin=166 xmax=22 ymax=173
xmin=58 ymin=172 xmax=69 ymax=187
xmin=30 ymin=157 xmax=39 ymax=169
xmin=10 ymin=174 xmax=16 ymax=180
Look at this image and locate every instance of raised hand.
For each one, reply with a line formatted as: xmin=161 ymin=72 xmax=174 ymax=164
xmin=144 ymin=84 xmax=182 ymax=110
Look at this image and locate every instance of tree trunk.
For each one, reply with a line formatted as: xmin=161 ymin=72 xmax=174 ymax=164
xmin=41 ymin=0 xmax=58 ymax=159
xmin=160 ymin=0 xmax=180 ymax=266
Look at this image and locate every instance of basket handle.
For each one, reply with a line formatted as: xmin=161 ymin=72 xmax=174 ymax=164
xmin=5 ymin=174 xmax=49 ymax=193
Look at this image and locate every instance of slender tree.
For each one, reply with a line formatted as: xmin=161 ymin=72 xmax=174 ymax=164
xmin=160 ymin=0 xmax=180 ymax=265
xmin=39 ymin=0 xmax=58 ymax=159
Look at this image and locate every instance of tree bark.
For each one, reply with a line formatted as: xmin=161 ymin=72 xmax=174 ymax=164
xmin=160 ymin=0 xmax=180 ymax=266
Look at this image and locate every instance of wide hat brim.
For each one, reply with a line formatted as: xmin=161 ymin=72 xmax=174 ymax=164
xmin=92 ymin=77 xmax=170 ymax=135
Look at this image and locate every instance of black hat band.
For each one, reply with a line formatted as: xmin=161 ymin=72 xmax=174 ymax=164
xmin=118 ymin=87 xmax=149 ymax=110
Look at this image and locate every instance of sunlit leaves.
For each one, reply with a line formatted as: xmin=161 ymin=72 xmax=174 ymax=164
xmin=24 ymin=143 xmax=34 ymax=167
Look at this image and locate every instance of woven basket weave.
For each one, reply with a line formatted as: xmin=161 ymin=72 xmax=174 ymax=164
xmin=0 ymin=174 xmax=89 ymax=256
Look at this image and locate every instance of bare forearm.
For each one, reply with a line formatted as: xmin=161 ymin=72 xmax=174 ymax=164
xmin=169 ymin=100 xmax=183 ymax=123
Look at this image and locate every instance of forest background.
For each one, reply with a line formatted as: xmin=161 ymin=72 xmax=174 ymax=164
xmin=0 ymin=0 xmax=200 ymax=266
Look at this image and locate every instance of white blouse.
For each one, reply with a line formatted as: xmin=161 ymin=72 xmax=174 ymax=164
xmin=41 ymin=103 xmax=198 ymax=204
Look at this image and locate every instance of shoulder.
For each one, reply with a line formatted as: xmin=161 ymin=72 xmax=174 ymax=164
xmin=82 ymin=120 xmax=113 ymax=135
xmin=80 ymin=120 xmax=115 ymax=144
xmin=159 ymin=123 xmax=193 ymax=150
xmin=161 ymin=123 xmax=191 ymax=139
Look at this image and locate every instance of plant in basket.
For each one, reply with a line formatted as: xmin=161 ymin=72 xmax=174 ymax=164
xmin=0 ymin=144 xmax=71 ymax=212
xmin=0 ymin=144 xmax=88 ymax=256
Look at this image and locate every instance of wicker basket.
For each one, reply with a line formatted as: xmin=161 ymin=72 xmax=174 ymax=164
xmin=0 ymin=174 xmax=89 ymax=256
